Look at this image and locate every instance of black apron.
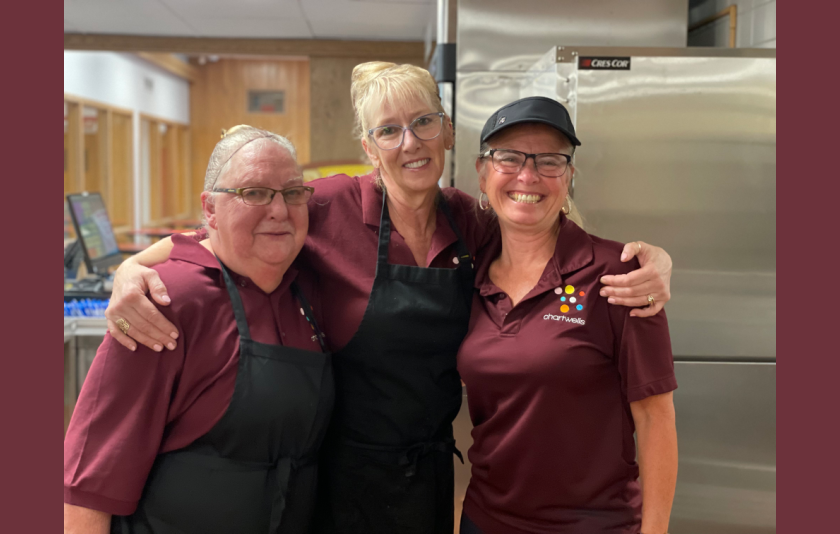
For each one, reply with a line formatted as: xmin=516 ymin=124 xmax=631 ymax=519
xmin=316 ymin=191 xmax=474 ymax=534
xmin=113 ymin=261 xmax=333 ymax=534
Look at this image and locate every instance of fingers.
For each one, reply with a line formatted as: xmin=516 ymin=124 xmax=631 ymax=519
xmin=600 ymin=279 xmax=661 ymax=300
xmin=105 ymin=293 xmax=179 ymax=352
xmin=630 ymin=301 xmax=665 ymax=318
xmin=603 ymin=294 xmax=657 ymax=308
xmin=107 ymin=319 xmax=137 ymax=352
xmin=144 ymin=270 xmax=172 ymax=306
xmin=600 ymin=263 xmax=658 ymax=288
xmin=620 ymin=241 xmax=644 ymax=262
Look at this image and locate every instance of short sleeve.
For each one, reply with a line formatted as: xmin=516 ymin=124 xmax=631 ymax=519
xmin=63 ymin=313 xmax=185 ymax=515
xmin=605 ymin=262 xmax=677 ymax=403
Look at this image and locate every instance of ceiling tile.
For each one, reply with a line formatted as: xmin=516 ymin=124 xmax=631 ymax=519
xmin=64 ymin=0 xmax=197 ymax=36
xmin=302 ymin=0 xmax=433 ymax=40
xmin=189 ymin=17 xmax=313 ymax=39
xmin=160 ymin=0 xmax=303 ymax=20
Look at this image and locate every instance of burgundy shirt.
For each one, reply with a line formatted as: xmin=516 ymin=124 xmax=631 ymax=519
xmin=63 ymin=235 xmax=324 ymax=515
xmin=302 ymin=173 xmax=496 ymax=351
xmin=458 ymin=216 xmax=677 ymax=534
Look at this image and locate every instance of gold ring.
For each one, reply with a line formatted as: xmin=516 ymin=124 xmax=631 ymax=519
xmin=636 ymin=242 xmax=642 ymax=254
xmin=647 ymin=295 xmax=656 ymax=307
xmin=115 ymin=318 xmax=130 ymax=335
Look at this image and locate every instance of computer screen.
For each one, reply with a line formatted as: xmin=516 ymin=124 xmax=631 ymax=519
xmin=67 ymin=192 xmax=122 ymax=275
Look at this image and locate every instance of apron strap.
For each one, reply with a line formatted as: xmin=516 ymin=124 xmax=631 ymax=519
xmin=217 ymin=258 xmax=252 ymax=340
xmin=437 ymin=193 xmax=473 ymax=265
xmin=437 ymin=193 xmax=476 ymax=307
xmin=291 ymin=281 xmax=328 ymax=353
xmin=376 ymin=190 xmax=393 ymax=271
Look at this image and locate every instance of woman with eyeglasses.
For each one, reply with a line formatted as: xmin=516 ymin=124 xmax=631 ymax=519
xmin=64 ymin=127 xmax=333 ymax=534
xmin=458 ymin=98 xmax=677 ymax=534
xmin=102 ymin=63 xmax=674 ymax=534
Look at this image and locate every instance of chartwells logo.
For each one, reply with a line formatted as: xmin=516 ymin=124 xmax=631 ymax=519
xmin=578 ymin=57 xmax=631 ymax=70
xmin=543 ymin=284 xmax=586 ymax=325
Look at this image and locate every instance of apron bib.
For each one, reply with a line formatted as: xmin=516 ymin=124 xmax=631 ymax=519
xmin=316 ymin=191 xmax=474 ymax=534
xmin=113 ymin=261 xmax=333 ymax=534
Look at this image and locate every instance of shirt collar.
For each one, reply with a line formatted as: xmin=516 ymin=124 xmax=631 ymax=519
xmin=360 ymin=172 xmax=384 ymax=228
xmin=476 ymin=214 xmax=594 ymax=296
xmin=169 ymin=233 xmax=299 ymax=294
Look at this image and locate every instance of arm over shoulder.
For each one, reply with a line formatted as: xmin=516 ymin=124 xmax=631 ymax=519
xmin=594 ymin=237 xmax=677 ymax=403
xmin=64 ymin=286 xmax=187 ymax=515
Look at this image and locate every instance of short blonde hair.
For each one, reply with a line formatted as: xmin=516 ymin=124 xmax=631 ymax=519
xmin=351 ymin=62 xmax=444 ymax=141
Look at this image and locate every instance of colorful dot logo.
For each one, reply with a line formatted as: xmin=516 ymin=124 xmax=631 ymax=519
xmin=557 ymin=285 xmax=584 ymax=313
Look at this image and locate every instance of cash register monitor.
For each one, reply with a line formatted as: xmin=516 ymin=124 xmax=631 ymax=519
xmin=66 ymin=192 xmax=122 ymax=275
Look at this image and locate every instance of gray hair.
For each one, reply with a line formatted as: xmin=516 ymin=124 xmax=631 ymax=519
xmin=204 ymin=125 xmax=298 ymax=192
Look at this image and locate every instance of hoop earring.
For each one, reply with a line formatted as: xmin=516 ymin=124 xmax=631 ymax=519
xmin=478 ymin=192 xmax=491 ymax=211
xmin=561 ymin=196 xmax=571 ymax=215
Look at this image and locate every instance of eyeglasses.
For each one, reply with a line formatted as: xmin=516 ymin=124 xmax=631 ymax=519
xmin=212 ymin=185 xmax=314 ymax=206
xmin=368 ymin=112 xmax=445 ymax=150
xmin=481 ymin=148 xmax=572 ymax=178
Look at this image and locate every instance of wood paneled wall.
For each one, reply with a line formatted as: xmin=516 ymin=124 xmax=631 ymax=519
xmin=189 ymin=58 xmax=311 ymax=212
xmin=309 ymin=56 xmax=424 ymax=163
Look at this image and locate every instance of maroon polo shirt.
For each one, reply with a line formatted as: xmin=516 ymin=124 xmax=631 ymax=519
xmin=64 ymin=235 xmax=324 ymax=516
xmin=458 ymin=216 xmax=677 ymax=534
xmin=302 ymin=173 xmax=497 ymax=351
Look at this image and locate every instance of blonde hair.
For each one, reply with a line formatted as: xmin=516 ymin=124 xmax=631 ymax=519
xmin=350 ymin=62 xmax=444 ymax=141
xmin=204 ymin=125 xmax=298 ymax=192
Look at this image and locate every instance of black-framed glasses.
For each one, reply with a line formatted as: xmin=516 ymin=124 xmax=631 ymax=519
xmin=367 ymin=112 xmax=445 ymax=150
xmin=212 ymin=185 xmax=314 ymax=206
xmin=480 ymin=148 xmax=572 ymax=178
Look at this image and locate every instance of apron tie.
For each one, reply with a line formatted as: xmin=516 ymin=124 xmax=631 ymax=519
xmin=398 ymin=438 xmax=464 ymax=478
xmin=267 ymin=453 xmax=317 ymax=533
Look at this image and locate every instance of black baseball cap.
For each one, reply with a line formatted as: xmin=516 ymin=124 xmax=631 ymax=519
xmin=480 ymin=96 xmax=581 ymax=148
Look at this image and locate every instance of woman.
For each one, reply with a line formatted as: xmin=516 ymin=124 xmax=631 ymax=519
xmin=458 ymin=97 xmax=677 ymax=534
xmin=64 ymin=127 xmax=333 ymax=534
xmin=103 ymin=63 xmax=674 ymax=534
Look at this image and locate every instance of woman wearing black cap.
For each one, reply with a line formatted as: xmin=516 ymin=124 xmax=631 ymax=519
xmin=458 ymin=97 xmax=677 ymax=534
xmin=101 ymin=65 xmax=673 ymax=534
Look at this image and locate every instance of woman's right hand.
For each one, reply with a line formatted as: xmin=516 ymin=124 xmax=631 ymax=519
xmin=104 ymin=259 xmax=179 ymax=352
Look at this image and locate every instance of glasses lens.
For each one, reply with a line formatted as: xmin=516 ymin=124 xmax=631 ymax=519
xmin=240 ymin=187 xmax=273 ymax=205
xmin=535 ymin=155 xmax=569 ymax=177
xmin=372 ymin=126 xmax=404 ymax=150
xmin=280 ymin=186 xmax=312 ymax=205
xmin=412 ymin=113 xmax=443 ymax=141
xmin=492 ymin=150 xmax=526 ymax=173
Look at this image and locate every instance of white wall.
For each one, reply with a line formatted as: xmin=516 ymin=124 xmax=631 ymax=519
xmin=65 ymin=51 xmax=191 ymax=230
xmin=688 ymin=0 xmax=776 ymax=48
xmin=64 ymin=51 xmax=190 ymax=124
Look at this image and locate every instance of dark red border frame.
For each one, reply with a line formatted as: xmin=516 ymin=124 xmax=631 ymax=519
xmin=1 ymin=0 xmax=819 ymax=530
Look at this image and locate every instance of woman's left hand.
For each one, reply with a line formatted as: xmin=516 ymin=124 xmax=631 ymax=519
xmin=600 ymin=241 xmax=672 ymax=317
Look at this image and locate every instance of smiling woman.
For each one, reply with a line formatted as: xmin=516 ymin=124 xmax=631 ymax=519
xmin=458 ymin=97 xmax=678 ymax=534
xmin=63 ymin=126 xmax=333 ymax=534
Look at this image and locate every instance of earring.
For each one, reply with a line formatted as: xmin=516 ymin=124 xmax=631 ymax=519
xmin=561 ymin=196 xmax=571 ymax=214
xmin=479 ymin=192 xmax=491 ymax=211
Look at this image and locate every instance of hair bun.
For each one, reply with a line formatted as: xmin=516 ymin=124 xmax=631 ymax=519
xmin=351 ymin=62 xmax=396 ymax=111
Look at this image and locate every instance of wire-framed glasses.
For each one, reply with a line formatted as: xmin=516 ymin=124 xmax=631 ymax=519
xmin=481 ymin=148 xmax=572 ymax=178
xmin=212 ymin=185 xmax=314 ymax=206
xmin=367 ymin=112 xmax=445 ymax=150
